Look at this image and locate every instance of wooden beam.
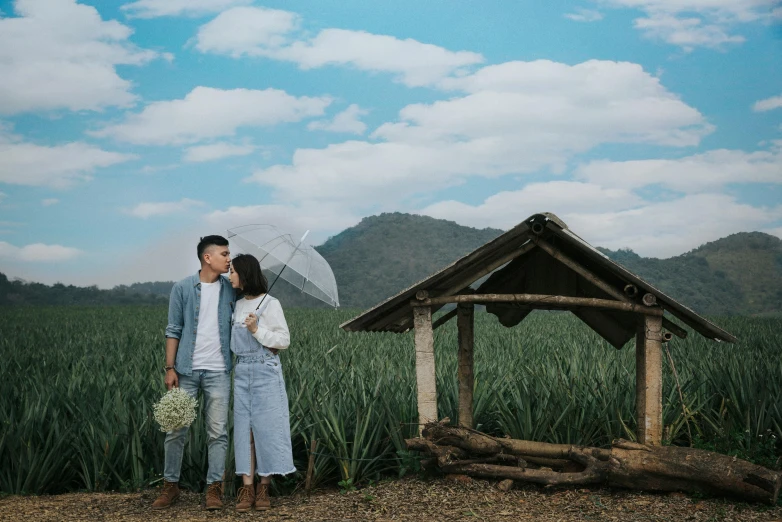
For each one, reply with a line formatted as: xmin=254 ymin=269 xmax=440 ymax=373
xmin=437 ymin=241 xmax=537 ymax=297
xmin=636 ymin=314 xmax=664 ymax=445
xmin=457 ymin=303 xmax=475 ymax=429
xmin=662 ymin=317 xmax=688 ymax=339
xmin=413 ymin=305 xmax=438 ymax=433
xmin=432 ymin=308 xmax=458 ymax=330
xmin=412 ymin=293 xmax=663 ymax=316
xmin=534 ymin=238 xmax=628 ymax=302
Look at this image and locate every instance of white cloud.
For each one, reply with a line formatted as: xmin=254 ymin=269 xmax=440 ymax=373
xmin=0 ymin=130 xmax=135 ymax=187
xmin=0 ymin=0 xmax=164 ymax=115
xmin=248 ymin=59 xmax=711 ymax=205
xmin=565 ymin=8 xmax=604 ymax=21
xmin=422 ymin=182 xmax=643 ymax=230
xmin=183 ymin=142 xmax=255 ymax=162
xmin=195 ymin=7 xmax=484 ymax=87
xmin=633 ymin=12 xmax=744 ymax=50
xmin=0 ymin=241 xmax=83 ymax=261
xmin=121 ymin=0 xmax=252 ymax=18
xmin=126 ymin=198 xmax=206 ymax=218
xmin=41 ymin=198 xmax=59 ymax=206
xmin=0 ymin=191 xmax=6 ymax=201
xmin=575 ymin=147 xmax=782 ymax=192
xmin=194 ymin=6 xmax=300 ymax=55
xmin=753 ymin=93 xmax=782 ymax=112
xmin=595 ymin=0 xmax=778 ymax=49
xmin=92 ymin=87 xmax=331 ymax=145
xmin=422 ymin=189 xmax=782 ymax=258
xmin=307 ymin=104 xmax=368 ymax=135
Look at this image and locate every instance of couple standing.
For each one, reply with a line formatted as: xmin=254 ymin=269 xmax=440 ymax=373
xmin=152 ymin=235 xmax=296 ymax=512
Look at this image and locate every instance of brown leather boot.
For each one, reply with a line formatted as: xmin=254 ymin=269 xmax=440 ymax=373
xmin=254 ymin=483 xmax=271 ymax=511
xmin=151 ymin=481 xmax=179 ymax=510
xmin=235 ymin=485 xmax=255 ymax=512
xmin=205 ymin=482 xmax=224 ymax=510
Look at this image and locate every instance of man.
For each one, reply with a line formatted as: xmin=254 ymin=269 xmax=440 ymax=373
xmin=152 ymin=235 xmax=235 ymax=510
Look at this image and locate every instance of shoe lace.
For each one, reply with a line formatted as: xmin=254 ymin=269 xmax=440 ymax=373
xmin=237 ymin=486 xmax=253 ymax=503
xmin=207 ymin=483 xmax=222 ymax=499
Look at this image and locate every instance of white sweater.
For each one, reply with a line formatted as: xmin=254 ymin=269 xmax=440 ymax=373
xmin=233 ymin=295 xmax=290 ymax=350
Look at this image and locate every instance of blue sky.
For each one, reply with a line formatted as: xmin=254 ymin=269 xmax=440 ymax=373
xmin=0 ymin=0 xmax=780 ymax=286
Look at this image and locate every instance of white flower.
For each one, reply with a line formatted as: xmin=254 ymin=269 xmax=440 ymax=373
xmin=153 ymin=387 xmax=198 ymax=433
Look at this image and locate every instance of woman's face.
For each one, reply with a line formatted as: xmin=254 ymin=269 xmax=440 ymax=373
xmin=228 ymin=263 xmax=242 ymax=289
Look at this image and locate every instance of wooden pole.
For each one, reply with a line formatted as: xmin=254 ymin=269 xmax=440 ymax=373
xmin=411 ymin=293 xmax=663 ymax=316
xmin=305 ymin=439 xmax=317 ymax=495
xmin=413 ymin=302 xmax=437 ymax=433
xmin=456 ymin=303 xmax=474 ymax=428
xmin=636 ymin=314 xmax=664 ymax=445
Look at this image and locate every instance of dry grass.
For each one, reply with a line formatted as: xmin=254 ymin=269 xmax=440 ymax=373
xmin=1 ymin=477 xmax=780 ymax=522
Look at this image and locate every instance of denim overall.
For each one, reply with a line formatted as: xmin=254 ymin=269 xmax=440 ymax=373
xmin=232 ymin=298 xmax=296 ymax=477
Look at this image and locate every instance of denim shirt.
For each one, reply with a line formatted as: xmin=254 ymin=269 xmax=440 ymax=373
xmin=165 ymin=272 xmax=235 ymax=376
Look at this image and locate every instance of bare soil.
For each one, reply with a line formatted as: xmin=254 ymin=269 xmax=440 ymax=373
xmin=1 ymin=477 xmax=781 ymax=521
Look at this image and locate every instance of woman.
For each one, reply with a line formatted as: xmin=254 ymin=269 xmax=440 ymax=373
xmin=228 ymin=254 xmax=296 ymax=512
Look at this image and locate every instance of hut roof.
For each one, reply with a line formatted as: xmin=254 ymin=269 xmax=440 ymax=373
xmin=340 ymin=212 xmax=737 ymax=346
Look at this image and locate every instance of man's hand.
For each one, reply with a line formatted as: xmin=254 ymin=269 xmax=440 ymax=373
xmin=165 ymin=369 xmax=179 ymax=390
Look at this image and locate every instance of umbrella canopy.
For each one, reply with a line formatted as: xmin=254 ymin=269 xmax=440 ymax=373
xmin=226 ymin=224 xmax=339 ymax=308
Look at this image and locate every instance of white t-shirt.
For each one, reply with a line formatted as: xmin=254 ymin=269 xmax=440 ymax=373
xmin=192 ymin=281 xmax=226 ymax=371
xmin=233 ymin=295 xmax=290 ymax=350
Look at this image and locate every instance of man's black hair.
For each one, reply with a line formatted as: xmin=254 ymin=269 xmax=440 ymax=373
xmin=231 ymin=254 xmax=269 ymax=296
xmin=197 ymin=235 xmax=229 ymax=262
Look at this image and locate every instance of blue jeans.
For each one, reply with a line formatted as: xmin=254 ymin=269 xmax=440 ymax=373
xmin=163 ymin=370 xmax=230 ymax=484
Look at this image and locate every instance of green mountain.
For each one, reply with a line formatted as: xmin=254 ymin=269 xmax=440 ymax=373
xmin=600 ymin=232 xmax=782 ymax=316
xmin=2 ymin=214 xmax=780 ymax=315
xmin=317 ymin=212 xmax=503 ymax=308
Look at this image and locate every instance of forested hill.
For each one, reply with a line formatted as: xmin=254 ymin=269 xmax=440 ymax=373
xmin=599 ymin=231 xmax=782 ymax=316
xmin=316 ymin=213 xmax=504 ymax=308
xmin=2 ymin=214 xmax=781 ymax=315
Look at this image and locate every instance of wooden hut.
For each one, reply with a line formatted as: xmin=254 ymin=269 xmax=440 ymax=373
xmin=341 ymin=212 xmax=737 ymax=446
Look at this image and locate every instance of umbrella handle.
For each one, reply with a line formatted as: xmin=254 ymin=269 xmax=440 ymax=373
xmin=255 ymin=230 xmax=310 ymax=311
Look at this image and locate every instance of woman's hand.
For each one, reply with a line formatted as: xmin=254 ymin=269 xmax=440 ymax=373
xmin=244 ymin=313 xmax=258 ymax=333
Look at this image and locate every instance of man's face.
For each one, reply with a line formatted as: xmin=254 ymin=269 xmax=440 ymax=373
xmin=203 ymin=245 xmax=231 ymax=274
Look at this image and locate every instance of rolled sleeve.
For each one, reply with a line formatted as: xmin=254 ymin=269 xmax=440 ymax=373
xmin=165 ymin=282 xmax=185 ymax=339
xmin=251 ymin=299 xmax=290 ymax=349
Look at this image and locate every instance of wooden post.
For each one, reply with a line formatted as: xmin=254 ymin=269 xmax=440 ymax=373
xmin=636 ymin=314 xmax=663 ymax=445
xmin=305 ymin=439 xmax=317 ymax=495
xmin=413 ymin=303 xmax=437 ymax=433
xmin=457 ymin=303 xmax=475 ymax=428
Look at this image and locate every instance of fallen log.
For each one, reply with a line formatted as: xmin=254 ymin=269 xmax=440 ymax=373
xmin=407 ymin=422 xmax=782 ymax=504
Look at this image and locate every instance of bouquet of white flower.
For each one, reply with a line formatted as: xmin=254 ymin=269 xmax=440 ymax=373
xmin=153 ymin=387 xmax=198 ymax=433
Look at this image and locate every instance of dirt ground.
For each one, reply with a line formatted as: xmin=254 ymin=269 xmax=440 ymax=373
xmin=1 ymin=476 xmax=781 ymax=522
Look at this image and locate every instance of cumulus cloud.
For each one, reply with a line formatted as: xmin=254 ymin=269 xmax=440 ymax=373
xmin=247 ymin=59 xmax=711 ymax=205
xmin=195 ymin=7 xmax=484 ymax=87
xmin=307 ymin=104 xmax=368 ymax=135
xmin=422 ymin=189 xmax=782 ymax=258
xmin=575 ymin=146 xmax=782 ymax=192
xmin=0 ymin=0 xmax=165 ymax=115
xmin=422 ymin=182 xmax=643 ymax=230
xmin=183 ymin=142 xmax=256 ymax=162
xmin=121 ymin=0 xmax=252 ymax=18
xmin=0 ymin=129 xmax=135 ymax=187
xmin=0 ymin=241 xmax=83 ymax=261
xmin=593 ymin=0 xmax=778 ymax=50
xmin=753 ymin=93 xmax=782 ymax=112
xmin=126 ymin=198 xmax=206 ymax=218
xmin=92 ymin=87 xmax=331 ymax=145
xmin=565 ymin=8 xmax=604 ymax=21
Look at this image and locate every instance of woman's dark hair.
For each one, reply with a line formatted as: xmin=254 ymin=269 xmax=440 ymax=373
xmin=231 ymin=254 xmax=268 ymax=296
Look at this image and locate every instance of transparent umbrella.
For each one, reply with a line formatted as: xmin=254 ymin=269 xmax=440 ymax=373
xmin=226 ymin=224 xmax=339 ymax=308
